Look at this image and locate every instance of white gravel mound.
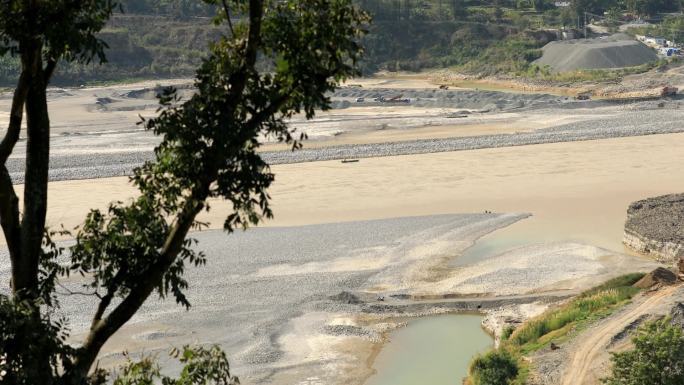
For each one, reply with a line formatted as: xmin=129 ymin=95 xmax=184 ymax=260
xmin=535 ymin=34 xmax=658 ymax=72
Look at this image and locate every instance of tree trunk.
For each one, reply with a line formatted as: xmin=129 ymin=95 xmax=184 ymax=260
xmin=20 ymin=75 xmax=50 ymax=292
xmin=3 ymin=42 xmax=55 ymax=385
xmin=11 ymin=44 xmax=49 ymax=300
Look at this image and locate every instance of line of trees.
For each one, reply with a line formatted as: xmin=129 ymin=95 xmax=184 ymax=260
xmin=354 ymin=0 xmax=683 ymax=21
xmin=571 ymin=0 xmax=683 ymax=17
xmin=117 ymin=0 xmax=217 ymax=17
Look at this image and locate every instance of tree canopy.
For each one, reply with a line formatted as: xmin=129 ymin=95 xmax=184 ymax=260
xmin=0 ymin=1 xmax=368 ymax=384
xmin=604 ymin=318 xmax=684 ymax=385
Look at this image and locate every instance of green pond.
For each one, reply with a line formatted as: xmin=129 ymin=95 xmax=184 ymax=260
xmin=365 ymin=314 xmax=492 ymax=385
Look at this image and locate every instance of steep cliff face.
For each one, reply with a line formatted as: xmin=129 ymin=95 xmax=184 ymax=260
xmin=623 ymin=194 xmax=684 ymax=264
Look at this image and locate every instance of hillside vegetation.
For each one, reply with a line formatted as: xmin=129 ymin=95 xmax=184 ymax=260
xmin=0 ymin=0 xmax=681 ymax=85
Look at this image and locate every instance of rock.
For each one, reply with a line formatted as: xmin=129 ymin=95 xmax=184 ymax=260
xmin=677 ymin=256 xmax=684 ymax=275
xmin=329 ymin=291 xmax=362 ymax=304
xmin=633 ymin=267 xmax=678 ymax=289
xmin=623 ymin=194 xmax=684 ymax=264
xmin=670 ymin=302 xmax=684 ymax=330
xmin=609 ymin=314 xmax=651 ymax=346
xmin=323 ymin=324 xmax=375 ymax=339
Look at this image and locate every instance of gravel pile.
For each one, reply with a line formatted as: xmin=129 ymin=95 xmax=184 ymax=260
xmin=625 ymin=194 xmax=684 ymax=245
xmin=323 ymin=324 xmax=379 ymax=340
xmin=535 ymin=34 xmax=658 ymax=72
xmin=331 ymin=87 xmax=562 ymax=111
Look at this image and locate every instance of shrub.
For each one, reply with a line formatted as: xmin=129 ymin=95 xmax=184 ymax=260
xmin=603 ymin=318 xmax=684 ymax=385
xmin=470 ymin=349 xmax=519 ymax=385
xmin=501 ymin=325 xmax=516 ymax=341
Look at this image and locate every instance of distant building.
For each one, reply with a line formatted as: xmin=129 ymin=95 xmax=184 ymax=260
xmin=654 ymin=37 xmax=667 ymax=46
xmin=554 ymin=1 xmax=570 ymax=7
xmin=644 ymin=36 xmax=667 ymax=47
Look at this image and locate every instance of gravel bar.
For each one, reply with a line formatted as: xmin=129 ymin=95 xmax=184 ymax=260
xmin=6 ymin=106 xmax=684 ymax=183
xmin=7 ymin=102 xmax=684 ymax=184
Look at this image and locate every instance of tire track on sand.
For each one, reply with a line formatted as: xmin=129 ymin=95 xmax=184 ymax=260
xmin=560 ymin=285 xmax=679 ymax=385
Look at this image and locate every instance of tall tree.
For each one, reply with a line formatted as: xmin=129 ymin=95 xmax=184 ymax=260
xmin=0 ymin=0 xmax=368 ymax=384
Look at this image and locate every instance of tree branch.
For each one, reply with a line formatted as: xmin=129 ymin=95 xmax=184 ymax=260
xmin=56 ymin=281 xmax=103 ymax=299
xmin=221 ymin=0 xmax=235 ymax=36
xmin=72 ymin=176 xmax=214 ymax=379
xmin=245 ymin=0 xmax=263 ymax=67
xmin=0 ymin=166 xmax=21 ymax=285
xmin=89 ymin=269 xmax=126 ymax=329
xmin=0 ymin=70 xmax=29 ymax=164
xmin=44 ymin=58 xmax=57 ymax=84
xmin=90 ymin=290 xmax=113 ymax=330
xmin=0 ymin=67 xmax=28 ymax=284
xmin=17 ymin=43 xmax=50 ymax=296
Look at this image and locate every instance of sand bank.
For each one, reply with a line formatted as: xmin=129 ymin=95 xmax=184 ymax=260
xmin=26 ymin=132 xmax=684 ymax=251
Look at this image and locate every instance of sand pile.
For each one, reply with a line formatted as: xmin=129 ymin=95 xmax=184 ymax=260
xmin=535 ymin=34 xmax=658 ymax=72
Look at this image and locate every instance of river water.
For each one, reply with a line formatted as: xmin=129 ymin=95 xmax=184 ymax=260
xmin=365 ymin=314 xmax=492 ymax=385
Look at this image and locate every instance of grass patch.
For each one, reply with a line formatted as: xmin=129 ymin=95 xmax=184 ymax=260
xmin=467 ymin=273 xmax=645 ymax=385
xmin=583 ymin=273 xmax=645 ymax=294
xmin=518 ymin=59 xmax=672 ymax=84
xmin=501 ymin=325 xmax=515 ymax=341
xmin=510 ymin=273 xmax=643 ymax=350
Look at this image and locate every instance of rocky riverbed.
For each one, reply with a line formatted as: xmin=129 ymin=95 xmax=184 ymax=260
xmin=3 ymin=80 xmax=684 ymax=183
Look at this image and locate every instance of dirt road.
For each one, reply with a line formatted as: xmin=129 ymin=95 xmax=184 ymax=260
xmin=560 ymin=285 xmax=680 ymax=385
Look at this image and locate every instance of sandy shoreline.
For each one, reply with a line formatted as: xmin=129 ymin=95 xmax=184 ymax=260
xmin=22 ymin=132 xmax=684 ymax=252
